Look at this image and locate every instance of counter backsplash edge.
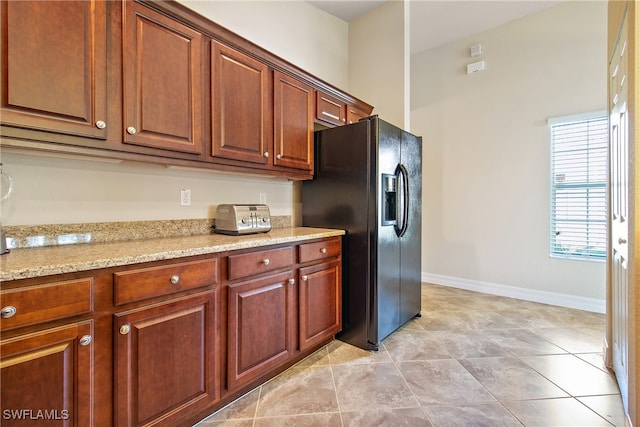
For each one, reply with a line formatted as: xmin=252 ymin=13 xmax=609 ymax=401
xmin=3 ymin=216 xmax=293 ymax=250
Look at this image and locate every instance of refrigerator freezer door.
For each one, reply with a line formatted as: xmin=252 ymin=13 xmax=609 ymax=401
xmin=302 ymin=120 xmax=375 ymax=349
xmin=375 ymin=119 xmax=403 ymax=344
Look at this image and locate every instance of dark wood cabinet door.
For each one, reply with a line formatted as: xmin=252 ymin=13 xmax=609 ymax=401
xmin=0 ymin=321 xmax=94 ymax=426
xmin=226 ymin=271 xmax=295 ymax=391
xmin=273 ymin=71 xmax=314 ymax=172
xmin=316 ymin=91 xmax=346 ymax=126
xmin=0 ymin=0 xmax=107 ymax=140
xmin=211 ymin=42 xmax=271 ymax=165
xmin=123 ymin=1 xmax=204 ymax=154
xmin=347 ymin=105 xmax=370 ymax=125
xmin=114 ymin=291 xmax=218 ymax=427
xmin=299 ymin=260 xmax=341 ymax=352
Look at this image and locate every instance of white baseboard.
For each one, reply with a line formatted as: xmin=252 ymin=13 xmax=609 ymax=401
xmin=422 ymin=273 xmax=606 ymax=314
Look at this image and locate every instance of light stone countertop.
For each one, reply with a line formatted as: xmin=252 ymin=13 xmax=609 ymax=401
xmin=0 ymin=227 xmax=345 ymax=282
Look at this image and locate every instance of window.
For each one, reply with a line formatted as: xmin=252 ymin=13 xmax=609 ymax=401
xmin=549 ymin=112 xmax=607 ymax=261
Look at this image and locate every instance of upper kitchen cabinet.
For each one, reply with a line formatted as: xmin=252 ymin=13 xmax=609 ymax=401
xmin=273 ymin=71 xmax=314 ymax=172
xmin=316 ymin=91 xmax=372 ymax=127
xmin=0 ymin=0 xmax=108 ymax=143
xmin=122 ymin=1 xmax=204 ymax=155
xmin=316 ymin=92 xmax=347 ymax=126
xmin=211 ymin=41 xmax=271 ymax=166
xmin=347 ymin=105 xmax=370 ymax=125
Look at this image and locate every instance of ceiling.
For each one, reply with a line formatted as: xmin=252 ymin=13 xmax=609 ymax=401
xmin=306 ymin=0 xmax=563 ymax=54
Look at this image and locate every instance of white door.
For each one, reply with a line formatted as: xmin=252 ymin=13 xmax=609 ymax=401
xmin=609 ymin=7 xmax=630 ymax=413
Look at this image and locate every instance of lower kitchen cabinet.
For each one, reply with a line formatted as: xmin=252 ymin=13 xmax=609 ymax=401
xmin=299 ymin=259 xmax=341 ymax=352
xmin=114 ymin=291 xmax=218 ymax=427
xmin=0 ymin=321 xmax=94 ymax=426
xmin=0 ymin=234 xmax=342 ymax=426
xmin=226 ymin=271 xmax=296 ymax=391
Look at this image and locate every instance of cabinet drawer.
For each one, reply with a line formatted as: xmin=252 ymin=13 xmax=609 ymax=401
xmin=114 ymin=258 xmax=218 ymax=305
xmin=227 ymin=247 xmax=294 ymax=281
xmin=0 ymin=278 xmax=93 ymax=331
xmin=299 ymin=237 xmax=341 ymax=264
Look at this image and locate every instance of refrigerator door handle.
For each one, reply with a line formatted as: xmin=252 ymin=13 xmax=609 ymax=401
xmin=395 ymin=163 xmax=409 ymax=237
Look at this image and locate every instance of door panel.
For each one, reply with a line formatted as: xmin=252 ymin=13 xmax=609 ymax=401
xmin=609 ymin=7 xmax=630 ymax=413
xmin=211 ymin=42 xmax=270 ymax=165
xmin=123 ymin=2 xmax=204 ymax=154
xmin=226 ymin=271 xmax=295 ymax=391
xmin=0 ymin=0 xmax=107 ymax=140
xmin=273 ymin=71 xmax=314 ymax=171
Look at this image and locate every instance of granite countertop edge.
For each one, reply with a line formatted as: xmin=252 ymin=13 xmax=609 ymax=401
xmin=0 ymin=227 xmax=345 ymax=282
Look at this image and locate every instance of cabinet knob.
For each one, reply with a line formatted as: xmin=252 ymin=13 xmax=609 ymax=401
xmin=95 ymin=120 xmax=106 ymax=129
xmin=276 ymin=154 xmax=282 ymax=160
xmin=126 ymin=126 xmax=137 ymax=135
xmin=288 ymin=278 xmax=295 ymax=285
xmin=619 ymin=237 xmax=628 ymax=244
xmin=79 ymin=335 xmax=92 ymax=346
xmin=262 ymin=259 xmax=270 ymax=266
xmin=320 ymin=248 xmax=327 ymax=254
xmin=0 ymin=306 xmax=16 ymax=319
xmin=301 ymin=275 xmax=308 ymax=282
xmin=263 ymin=152 xmax=269 ymax=158
xmin=119 ymin=324 xmax=131 ymax=335
xmin=170 ymin=275 xmax=180 ymax=284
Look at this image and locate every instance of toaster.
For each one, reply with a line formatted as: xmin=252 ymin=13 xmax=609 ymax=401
xmin=214 ymin=204 xmax=272 ymax=235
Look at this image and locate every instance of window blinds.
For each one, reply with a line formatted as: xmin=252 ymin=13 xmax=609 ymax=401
xmin=549 ymin=114 xmax=608 ymax=260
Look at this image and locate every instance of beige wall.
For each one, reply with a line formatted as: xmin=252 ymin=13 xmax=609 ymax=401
xmin=410 ymin=1 xmax=608 ymax=307
xmin=348 ymin=0 xmax=407 ymax=128
xmin=178 ymin=0 xmax=349 ymax=90
xmin=0 ymin=1 xmax=349 ymax=226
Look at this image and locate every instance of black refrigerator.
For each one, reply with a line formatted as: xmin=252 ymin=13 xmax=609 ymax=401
xmin=302 ymin=116 xmax=422 ymax=350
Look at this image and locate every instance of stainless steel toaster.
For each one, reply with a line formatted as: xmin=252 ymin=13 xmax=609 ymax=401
xmin=214 ymin=204 xmax=271 ymax=235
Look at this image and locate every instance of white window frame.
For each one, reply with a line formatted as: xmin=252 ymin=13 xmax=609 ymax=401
xmin=548 ymin=111 xmax=608 ymax=261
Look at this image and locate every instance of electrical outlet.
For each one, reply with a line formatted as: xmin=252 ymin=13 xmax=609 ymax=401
xmin=259 ymin=193 xmax=267 ymax=204
xmin=180 ymin=189 xmax=191 ymax=206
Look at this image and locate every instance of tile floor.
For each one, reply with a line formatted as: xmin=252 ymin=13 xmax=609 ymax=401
xmin=195 ymin=283 xmax=626 ymax=426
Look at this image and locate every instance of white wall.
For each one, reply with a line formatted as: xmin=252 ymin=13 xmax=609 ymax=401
xmin=0 ymin=1 xmax=349 ymax=227
xmin=410 ymin=1 xmax=608 ymax=307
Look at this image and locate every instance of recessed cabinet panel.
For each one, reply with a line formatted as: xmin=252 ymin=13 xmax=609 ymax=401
xmin=123 ymin=2 xmax=203 ymax=154
xmin=0 ymin=0 xmax=107 ymax=140
xmin=211 ymin=42 xmax=270 ymax=165
xmin=299 ymin=260 xmax=341 ymax=351
xmin=316 ymin=92 xmax=346 ymax=126
xmin=0 ymin=321 xmax=94 ymax=427
xmin=347 ymin=105 xmax=369 ymax=125
xmin=114 ymin=291 xmax=218 ymax=426
xmin=273 ymin=71 xmax=314 ymax=171
xmin=226 ymin=271 xmax=295 ymax=391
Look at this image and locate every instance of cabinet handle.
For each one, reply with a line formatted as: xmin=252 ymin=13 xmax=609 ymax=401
xmin=170 ymin=275 xmax=180 ymax=284
xmin=276 ymin=154 xmax=282 ymax=160
xmin=288 ymin=278 xmax=295 ymax=285
xmin=0 ymin=306 xmax=16 ymax=319
xmin=263 ymin=152 xmax=269 ymax=158
xmin=619 ymin=237 xmax=627 ymax=244
xmin=79 ymin=335 xmax=92 ymax=346
xmin=119 ymin=324 xmax=131 ymax=335
xmin=262 ymin=259 xmax=270 ymax=266
xmin=126 ymin=126 xmax=137 ymax=135
xmin=320 ymin=248 xmax=327 ymax=254
xmin=95 ymin=120 xmax=106 ymax=129
xmin=301 ymin=275 xmax=308 ymax=282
